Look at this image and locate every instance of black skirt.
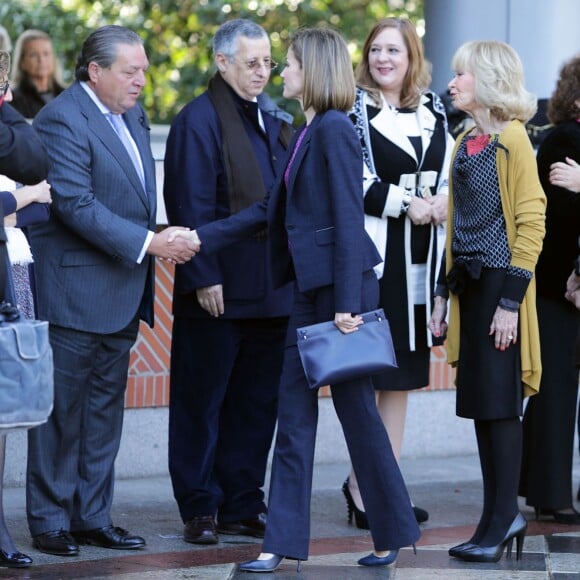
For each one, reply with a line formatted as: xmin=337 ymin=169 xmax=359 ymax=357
xmin=373 ymin=305 xmax=430 ymax=391
xmin=455 ymin=268 xmax=523 ymax=420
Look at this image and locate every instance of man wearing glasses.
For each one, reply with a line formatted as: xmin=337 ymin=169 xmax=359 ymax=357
xmin=164 ymin=19 xmax=293 ymax=545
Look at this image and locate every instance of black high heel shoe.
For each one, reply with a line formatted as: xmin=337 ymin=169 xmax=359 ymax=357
xmin=413 ymin=505 xmax=429 ymax=523
xmin=457 ymin=513 xmax=527 ymax=563
xmin=0 ymin=549 xmax=33 ymax=568
xmin=534 ymin=507 xmax=580 ymax=525
xmin=342 ymin=479 xmax=369 ymax=530
xmin=448 ymin=542 xmax=475 ymax=558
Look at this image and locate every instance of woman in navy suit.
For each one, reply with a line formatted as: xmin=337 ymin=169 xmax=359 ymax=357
xmin=180 ymin=27 xmax=420 ymax=572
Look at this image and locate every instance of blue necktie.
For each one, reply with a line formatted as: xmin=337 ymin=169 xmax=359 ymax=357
xmin=107 ymin=113 xmax=145 ymax=188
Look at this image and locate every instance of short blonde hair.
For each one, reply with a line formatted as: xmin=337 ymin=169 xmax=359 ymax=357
xmin=451 ymin=40 xmax=536 ymax=123
xmin=289 ymin=27 xmax=355 ymax=113
xmin=356 ymin=18 xmax=430 ymax=109
xmin=12 ymin=29 xmax=64 ymax=87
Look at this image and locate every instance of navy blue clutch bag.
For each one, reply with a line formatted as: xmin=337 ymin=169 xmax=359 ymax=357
xmin=296 ymin=308 xmax=397 ymax=389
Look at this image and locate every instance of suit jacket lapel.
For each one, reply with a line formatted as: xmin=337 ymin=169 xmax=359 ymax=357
xmin=417 ymin=95 xmax=437 ymax=167
xmin=369 ymin=94 xmax=416 ymax=162
xmin=74 ymin=85 xmax=151 ymax=210
xmin=368 ymin=93 xmax=437 ymax=168
xmin=286 ymin=115 xmax=321 ymax=196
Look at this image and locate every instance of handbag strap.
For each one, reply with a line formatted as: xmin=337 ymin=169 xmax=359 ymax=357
xmin=0 ymin=200 xmax=9 ymax=301
xmin=0 ymin=203 xmax=20 ymax=321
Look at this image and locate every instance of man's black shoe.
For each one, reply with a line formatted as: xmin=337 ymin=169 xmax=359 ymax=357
xmin=33 ymin=530 xmax=79 ymax=556
xmin=184 ymin=516 xmax=219 ymax=545
xmin=72 ymin=526 xmax=145 ymax=550
xmin=218 ymin=512 xmax=267 ymax=538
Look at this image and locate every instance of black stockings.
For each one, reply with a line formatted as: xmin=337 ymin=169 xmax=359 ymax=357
xmin=0 ymin=435 xmax=17 ymax=553
xmin=471 ymin=417 xmax=522 ymax=547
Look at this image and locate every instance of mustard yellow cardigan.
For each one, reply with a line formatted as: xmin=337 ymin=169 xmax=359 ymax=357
xmin=445 ymin=121 xmax=546 ymax=397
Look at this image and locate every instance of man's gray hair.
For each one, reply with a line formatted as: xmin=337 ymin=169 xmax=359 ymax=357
xmin=213 ymin=19 xmax=268 ymax=60
xmin=75 ymin=25 xmax=143 ymax=81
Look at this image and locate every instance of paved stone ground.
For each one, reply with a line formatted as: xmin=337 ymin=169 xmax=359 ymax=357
xmin=2 ymin=454 xmax=579 ymax=578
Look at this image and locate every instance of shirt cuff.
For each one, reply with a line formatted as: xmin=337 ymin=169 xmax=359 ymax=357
xmin=382 ymin=184 xmax=408 ymax=218
xmin=139 ymin=230 xmax=155 ymax=264
xmin=500 ymin=273 xmax=530 ymax=304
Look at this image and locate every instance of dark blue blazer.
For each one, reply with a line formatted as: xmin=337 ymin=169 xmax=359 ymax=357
xmin=198 ymin=110 xmax=381 ymax=314
xmin=164 ymin=90 xmax=293 ymax=319
xmin=0 ymin=103 xmax=50 ymax=184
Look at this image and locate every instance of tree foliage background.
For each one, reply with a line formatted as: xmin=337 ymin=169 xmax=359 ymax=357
xmin=1 ymin=0 xmax=423 ymax=124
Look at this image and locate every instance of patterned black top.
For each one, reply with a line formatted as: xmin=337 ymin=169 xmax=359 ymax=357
xmin=449 ymin=134 xmax=532 ymax=302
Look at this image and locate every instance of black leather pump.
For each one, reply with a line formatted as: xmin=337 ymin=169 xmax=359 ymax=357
xmin=456 ymin=513 xmax=527 ymax=563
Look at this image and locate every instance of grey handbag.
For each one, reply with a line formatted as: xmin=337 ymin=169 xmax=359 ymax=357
xmin=0 ymin=218 xmax=53 ymax=431
xmin=296 ymin=308 xmax=397 ymax=389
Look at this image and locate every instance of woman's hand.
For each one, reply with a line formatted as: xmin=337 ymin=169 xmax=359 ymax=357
xmin=13 ymin=180 xmax=52 ymax=208
xmin=429 ymin=194 xmax=448 ymax=226
xmin=489 ymin=306 xmax=518 ymax=351
xmin=565 ymin=269 xmax=580 ymax=309
xmin=407 ymin=196 xmax=433 ymax=225
xmin=428 ymin=296 xmax=448 ymax=338
xmin=334 ymin=312 xmax=363 ymax=334
xmin=549 ymin=157 xmax=580 ymax=193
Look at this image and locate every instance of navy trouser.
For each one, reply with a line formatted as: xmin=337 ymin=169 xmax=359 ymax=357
xmin=168 ymin=316 xmax=287 ymax=523
xmin=263 ymin=275 xmax=420 ymax=559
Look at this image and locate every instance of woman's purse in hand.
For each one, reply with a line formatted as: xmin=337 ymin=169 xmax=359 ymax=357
xmin=296 ymin=308 xmax=397 ymax=389
xmin=0 ymin=214 xmax=53 ymax=431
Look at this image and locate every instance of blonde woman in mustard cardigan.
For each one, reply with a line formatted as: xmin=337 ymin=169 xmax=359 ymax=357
xmin=429 ymin=40 xmax=545 ymax=564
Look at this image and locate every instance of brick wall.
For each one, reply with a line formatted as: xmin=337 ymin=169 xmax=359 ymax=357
xmin=125 ymin=260 xmax=455 ymax=409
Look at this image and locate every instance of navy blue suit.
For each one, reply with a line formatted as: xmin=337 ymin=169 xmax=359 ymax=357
xmin=163 ymin=88 xmax=293 ymax=523
xmin=199 ymin=110 xmax=420 ymax=559
xmin=26 ymin=82 xmax=157 ymax=536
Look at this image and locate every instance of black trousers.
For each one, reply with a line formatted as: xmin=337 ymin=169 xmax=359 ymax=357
xmin=168 ymin=316 xmax=287 ymax=523
xmin=520 ymin=296 xmax=579 ymax=509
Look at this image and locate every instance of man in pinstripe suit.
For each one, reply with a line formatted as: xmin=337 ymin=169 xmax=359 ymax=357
xmin=26 ymin=26 xmax=198 ymax=557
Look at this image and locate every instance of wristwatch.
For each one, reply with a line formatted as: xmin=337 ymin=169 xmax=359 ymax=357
xmin=400 ymin=193 xmax=412 ymax=215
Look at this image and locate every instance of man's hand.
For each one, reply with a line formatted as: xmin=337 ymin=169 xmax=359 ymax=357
xmin=197 ymin=284 xmax=224 ymax=317
xmin=407 ymin=196 xmax=432 ymax=225
xmin=429 ymin=194 xmax=448 ymax=226
xmin=148 ymin=226 xmax=198 ymax=264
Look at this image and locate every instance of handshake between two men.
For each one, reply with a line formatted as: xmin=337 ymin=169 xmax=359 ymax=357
xmin=147 ymin=226 xmax=202 ymax=264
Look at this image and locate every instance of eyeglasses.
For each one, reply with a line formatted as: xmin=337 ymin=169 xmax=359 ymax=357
xmin=0 ymin=81 xmax=9 ymax=97
xmin=235 ymin=58 xmax=278 ymax=72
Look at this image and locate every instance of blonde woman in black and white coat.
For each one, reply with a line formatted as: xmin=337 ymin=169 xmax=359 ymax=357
xmin=344 ymin=17 xmax=454 ymax=528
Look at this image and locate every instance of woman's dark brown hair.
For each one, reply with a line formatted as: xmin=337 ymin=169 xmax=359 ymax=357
xmin=547 ymin=55 xmax=580 ymax=125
